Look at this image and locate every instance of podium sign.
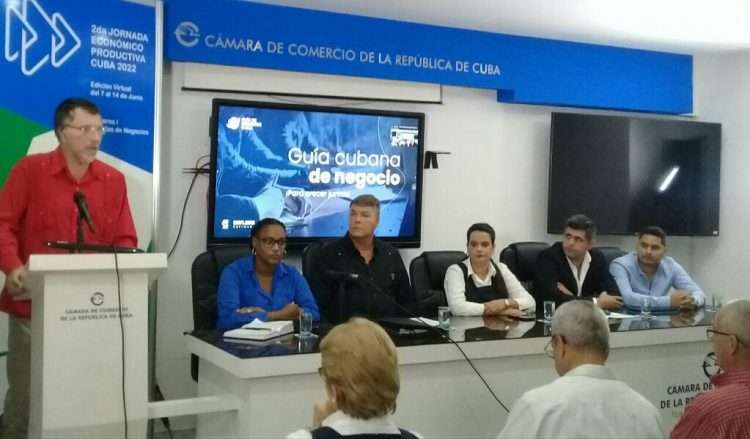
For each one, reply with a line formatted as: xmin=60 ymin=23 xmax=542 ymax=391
xmin=26 ymin=253 xmax=166 ymax=438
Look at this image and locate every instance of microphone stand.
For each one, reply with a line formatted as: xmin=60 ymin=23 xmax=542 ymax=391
xmin=75 ymin=210 xmax=86 ymax=254
xmin=48 ymin=197 xmax=141 ymax=254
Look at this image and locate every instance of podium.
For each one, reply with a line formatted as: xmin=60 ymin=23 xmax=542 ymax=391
xmin=25 ymin=253 xmax=167 ymax=438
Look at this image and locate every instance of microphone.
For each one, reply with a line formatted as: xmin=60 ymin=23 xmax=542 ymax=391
xmin=74 ymin=191 xmax=96 ymax=233
xmin=324 ymin=270 xmax=359 ymax=281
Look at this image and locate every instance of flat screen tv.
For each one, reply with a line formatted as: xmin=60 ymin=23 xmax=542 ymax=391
xmin=548 ymin=112 xmax=721 ymax=236
xmin=208 ymin=99 xmax=425 ymax=247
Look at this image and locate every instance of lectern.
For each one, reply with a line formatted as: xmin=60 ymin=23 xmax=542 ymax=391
xmin=25 ymin=253 xmax=167 ymax=438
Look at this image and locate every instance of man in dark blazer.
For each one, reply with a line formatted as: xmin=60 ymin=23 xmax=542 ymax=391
xmin=534 ymin=214 xmax=622 ymax=310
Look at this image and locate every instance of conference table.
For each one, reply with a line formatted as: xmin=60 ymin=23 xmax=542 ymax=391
xmin=188 ymin=309 xmax=714 ymax=438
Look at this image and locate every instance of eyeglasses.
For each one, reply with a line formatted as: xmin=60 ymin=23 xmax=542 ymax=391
xmin=707 ymin=327 xmax=750 ymax=349
xmin=707 ymin=327 xmax=736 ymax=341
xmin=259 ymin=238 xmax=286 ymax=248
xmin=65 ymin=124 xmax=105 ymax=135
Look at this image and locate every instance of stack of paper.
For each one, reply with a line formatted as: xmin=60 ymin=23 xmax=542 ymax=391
xmin=410 ymin=317 xmax=439 ymax=327
xmin=223 ymin=319 xmax=294 ymax=341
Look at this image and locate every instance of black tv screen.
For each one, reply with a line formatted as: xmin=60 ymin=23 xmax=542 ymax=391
xmin=208 ymin=99 xmax=425 ymax=246
xmin=548 ymin=112 xmax=721 ymax=236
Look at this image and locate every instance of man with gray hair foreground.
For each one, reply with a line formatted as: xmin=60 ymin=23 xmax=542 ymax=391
xmin=671 ymin=299 xmax=750 ymax=439
xmin=498 ymin=301 xmax=664 ymax=438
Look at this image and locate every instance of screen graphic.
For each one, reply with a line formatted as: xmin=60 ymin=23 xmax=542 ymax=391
xmin=209 ymin=100 xmax=424 ymax=246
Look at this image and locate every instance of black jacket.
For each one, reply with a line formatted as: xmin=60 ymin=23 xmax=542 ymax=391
xmin=533 ymin=242 xmax=619 ymax=305
xmin=308 ymin=234 xmax=415 ymax=325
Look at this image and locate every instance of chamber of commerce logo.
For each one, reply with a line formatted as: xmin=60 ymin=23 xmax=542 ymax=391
xmin=90 ymin=292 xmax=104 ymax=306
xmin=702 ymin=352 xmax=721 ymax=378
xmin=4 ymin=0 xmax=81 ymax=76
xmin=175 ymin=21 xmax=200 ymax=48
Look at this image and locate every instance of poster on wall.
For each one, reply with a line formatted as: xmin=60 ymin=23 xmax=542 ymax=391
xmin=0 ymin=0 xmax=156 ymax=247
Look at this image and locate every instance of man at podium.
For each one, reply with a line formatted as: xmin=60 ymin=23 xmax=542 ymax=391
xmin=0 ymin=98 xmax=137 ymax=439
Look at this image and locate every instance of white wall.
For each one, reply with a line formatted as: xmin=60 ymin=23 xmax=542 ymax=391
xmin=155 ymin=61 xmax=713 ymax=429
xmin=691 ymin=52 xmax=750 ymax=303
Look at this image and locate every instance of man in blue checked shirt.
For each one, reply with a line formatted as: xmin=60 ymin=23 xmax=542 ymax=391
xmin=216 ymin=217 xmax=320 ymax=330
xmin=610 ymin=226 xmax=705 ymax=312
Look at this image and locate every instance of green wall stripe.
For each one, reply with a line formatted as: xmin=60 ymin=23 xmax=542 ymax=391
xmin=0 ymin=108 xmax=49 ymax=186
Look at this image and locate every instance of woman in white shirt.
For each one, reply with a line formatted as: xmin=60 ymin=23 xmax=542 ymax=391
xmin=444 ymin=223 xmax=535 ymax=316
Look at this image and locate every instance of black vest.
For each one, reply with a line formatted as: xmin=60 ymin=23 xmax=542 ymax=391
xmin=311 ymin=426 xmax=418 ymax=439
xmin=457 ymin=260 xmax=509 ymax=303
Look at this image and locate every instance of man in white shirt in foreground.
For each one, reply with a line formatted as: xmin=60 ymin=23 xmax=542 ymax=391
xmin=498 ymin=300 xmax=665 ymax=439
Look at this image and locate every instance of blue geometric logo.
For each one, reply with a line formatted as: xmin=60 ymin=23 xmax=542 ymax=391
xmin=4 ymin=0 xmax=80 ymax=76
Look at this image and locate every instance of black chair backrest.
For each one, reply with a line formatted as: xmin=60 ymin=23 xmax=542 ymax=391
xmin=409 ymin=251 xmax=467 ymax=317
xmin=301 ymin=240 xmax=333 ymax=307
xmin=190 ymin=245 xmax=248 ymax=381
xmin=594 ymin=246 xmax=627 ymax=267
xmin=302 ymin=240 xmax=331 ymax=280
xmin=499 ymin=242 xmax=549 ymax=282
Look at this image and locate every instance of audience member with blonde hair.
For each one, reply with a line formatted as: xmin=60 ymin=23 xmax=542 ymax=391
xmin=287 ymin=318 xmax=422 ymax=439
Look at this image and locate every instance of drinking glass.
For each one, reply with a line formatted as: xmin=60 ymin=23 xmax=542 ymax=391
xmin=543 ymin=301 xmax=556 ymax=323
xmin=437 ymin=306 xmax=451 ymax=329
xmin=298 ymin=310 xmax=313 ymax=338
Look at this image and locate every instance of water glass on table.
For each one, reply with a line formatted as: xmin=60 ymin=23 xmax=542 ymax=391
xmin=437 ymin=306 xmax=451 ymax=329
xmin=543 ymin=301 xmax=556 ymax=323
xmin=641 ymin=296 xmax=653 ymax=319
xmin=711 ymin=294 xmax=723 ymax=311
xmin=298 ymin=310 xmax=314 ymax=338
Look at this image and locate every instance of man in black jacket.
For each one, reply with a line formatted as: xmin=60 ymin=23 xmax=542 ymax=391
xmin=534 ymin=214 xmax=622 ymax=310
xmin=309 ymin=194 xmax=415 ymax=325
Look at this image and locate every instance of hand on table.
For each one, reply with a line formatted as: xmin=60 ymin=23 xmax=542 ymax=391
xmin=671 ymin=290 xmax=695 ymax=310
xmin=597 ymin=292 xmax=623 ymax=310
xmin=268 ymin=303 xmax=301 ymax=321
xmin=484 ymin=299 xmax=519 ymax=316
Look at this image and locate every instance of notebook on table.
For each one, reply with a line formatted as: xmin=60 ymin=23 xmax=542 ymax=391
xmin=223 ymin=319 xmax=294 ymax=341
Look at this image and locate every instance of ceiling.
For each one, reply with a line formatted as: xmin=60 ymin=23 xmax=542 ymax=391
xmin=255 ymin=0 xmax=750 ymax=54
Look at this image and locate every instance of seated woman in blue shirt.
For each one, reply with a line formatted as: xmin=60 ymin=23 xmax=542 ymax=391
xmin=216 ymin=218 xmax=320 ymax=330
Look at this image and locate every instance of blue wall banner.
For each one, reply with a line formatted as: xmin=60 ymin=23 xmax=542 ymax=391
xmin=164 ymin=0 xmax=692 ymax=114
xmin=2 ymin=0 xmax=155 ymax=173
xmin=1 ymin=0 xmax=156 ymax=247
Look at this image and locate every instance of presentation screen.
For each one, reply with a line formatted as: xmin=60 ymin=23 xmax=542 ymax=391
xmin=208 ymin=99 xmax=425 ymax=246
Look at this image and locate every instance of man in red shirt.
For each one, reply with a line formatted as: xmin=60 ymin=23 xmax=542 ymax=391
xmin=671 ymin=299 xmax=750 ymax=439
xmin=0 ymin=98 xmax=137 ymax=439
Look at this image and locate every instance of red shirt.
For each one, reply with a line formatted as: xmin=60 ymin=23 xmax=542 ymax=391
xmin=0 ymin=148 xmax=138 ymax=318
xmin=670 ymin=370 xmax=750 ymax=439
